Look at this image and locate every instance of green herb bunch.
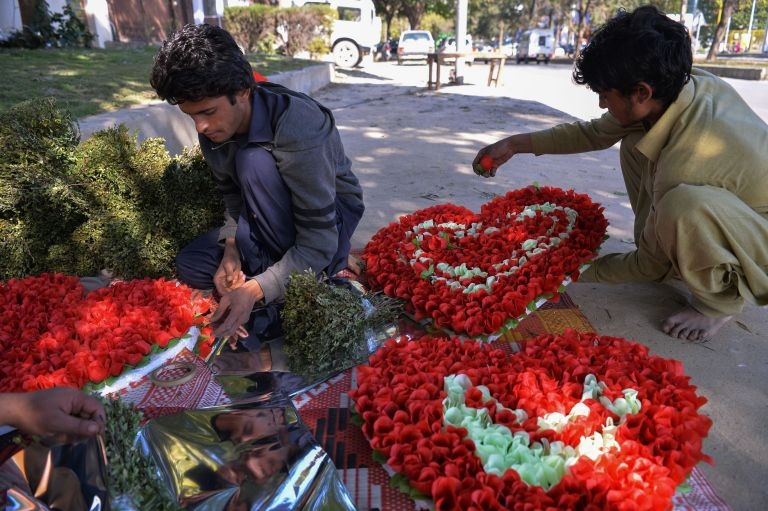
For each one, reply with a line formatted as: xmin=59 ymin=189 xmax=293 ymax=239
xmin=0 ymin=98 xmax=223 ymax=280
xmin=281 ymin=270 xmax=403 ymax=380
xmin=102 ymin=398 xmax=182 ymax=511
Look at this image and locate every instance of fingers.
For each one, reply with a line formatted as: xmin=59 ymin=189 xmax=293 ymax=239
xmin=71 ymin=393 xmax=107 ymax=433
xmin=211 ymin=292 xmax=254 ymax=339
xmin=12 ymin=388 xmax=106 ymax=444
xmin=224 ymin=326 xmax=250 ymax=350
xmin=472 ymin=149 xmax=498 ymax=178
xmin=215 ymin=270 xmax=245 ymax=295
xmin=56 ymin=414 xmax=103 ymax=440
xmin=209 ymin=298 xmax=230 ymax=322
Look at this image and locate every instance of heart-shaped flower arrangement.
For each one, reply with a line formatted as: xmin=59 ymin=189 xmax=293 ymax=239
xmin=0 ymin=273 xmax=212 ymax=392
xmin=362 ymin=186 xmax=608 ymax=338
xmin=350 ymin=330 xmax=713 ymax=510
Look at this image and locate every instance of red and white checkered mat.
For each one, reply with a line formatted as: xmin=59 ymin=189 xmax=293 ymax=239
xmin=105 ymin=348 xmax=229 ymax=418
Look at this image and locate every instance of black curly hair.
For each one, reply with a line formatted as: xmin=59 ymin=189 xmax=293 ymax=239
xmin=573 ymin=5 xmax=692 ymax=106
xmin=150 ymin=23 xmax=256 ymax=105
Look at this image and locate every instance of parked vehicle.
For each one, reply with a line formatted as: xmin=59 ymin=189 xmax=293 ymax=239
xmin=437 ymin=35 xmax=474 ymax=64
xmin=397 ymin=30 xmax=435 ymax=64
xmin=293 ymin=0 xmax=382 ymax=68
xmin=515 ymin=28 xmax=554 ymax=64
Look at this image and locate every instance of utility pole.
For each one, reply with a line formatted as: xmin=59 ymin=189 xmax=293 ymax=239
xmin=746 ymin=0 xmax=757 ymax=51
xmin=680 ymin=0 xmax=687 ymax=28
xmin=454 ymin=0 xmax=469 ymax=85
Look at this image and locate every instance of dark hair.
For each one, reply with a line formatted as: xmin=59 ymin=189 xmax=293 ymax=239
xmin=150 ymin=24 xmax=256 ymax=105
xmin=573 ymin=5 xmax=692 ymax=106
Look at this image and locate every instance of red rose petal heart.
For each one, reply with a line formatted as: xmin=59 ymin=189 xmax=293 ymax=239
xmin=350 ymin=330 xmax=713 ymax=510
xmin=363 ymin=186 xmax=607 ymax=337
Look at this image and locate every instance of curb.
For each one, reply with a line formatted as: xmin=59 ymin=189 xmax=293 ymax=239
xmin=77 ymin=63 xmax=334 ymax=156
xmin=693 ymin=64 xmax=767 ymax=81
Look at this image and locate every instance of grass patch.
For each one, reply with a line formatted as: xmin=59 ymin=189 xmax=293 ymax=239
xmin=0 ymin=47 xmax=318 ymax=118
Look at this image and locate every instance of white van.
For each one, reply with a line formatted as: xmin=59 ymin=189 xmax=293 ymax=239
xmin=397 ymin=30 xmax=435 ymax=64
xmin=294 ymin=0 xmax=382 ymax=68
xmin=515 ymin=28 xmax=554 ymax=64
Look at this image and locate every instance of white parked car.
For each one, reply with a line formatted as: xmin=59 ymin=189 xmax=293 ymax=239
xmin=397 ymin=30 xmax=435 ymax=64
xmin=437 ymin=35 xmax=474 ymax=64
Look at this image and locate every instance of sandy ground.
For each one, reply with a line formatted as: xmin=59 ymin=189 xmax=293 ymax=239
xmin=310 ymin=60 xmax=767 ymax=511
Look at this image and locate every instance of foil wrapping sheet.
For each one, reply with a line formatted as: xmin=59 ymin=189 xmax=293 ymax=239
xmin=138 ymin=401 xmax=355 ymax=510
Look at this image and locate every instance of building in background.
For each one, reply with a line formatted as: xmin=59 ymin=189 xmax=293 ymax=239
xmin=0 ymin=0 xmax=251 ymax=47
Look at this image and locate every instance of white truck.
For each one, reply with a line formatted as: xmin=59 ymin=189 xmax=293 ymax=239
xmin=292 ymin=0 xmax=382 ymax=68
xmin=515 ymin=28 xmax=555 ymax=64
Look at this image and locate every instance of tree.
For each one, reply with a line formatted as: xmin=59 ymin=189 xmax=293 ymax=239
xmin=374 ymin=0 xmax=404 ymax=38
xmin=401 ymin=0 xmax=428 ymax=29
xmin=706 ymin=0 xmax=739 ymax=60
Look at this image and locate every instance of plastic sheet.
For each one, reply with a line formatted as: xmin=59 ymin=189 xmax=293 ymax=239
xmin=137 ymin=400 xmax=355 ymax=510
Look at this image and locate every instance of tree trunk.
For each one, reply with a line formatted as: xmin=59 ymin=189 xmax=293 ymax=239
xmin=575 ymin=0 xmax=591 ymax=52
xmin=706 ymin=0 xmax=737 ymax=61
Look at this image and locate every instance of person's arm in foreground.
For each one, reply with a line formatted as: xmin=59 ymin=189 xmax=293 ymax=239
xmin=0 ymin=387 xmax=105 ymax=445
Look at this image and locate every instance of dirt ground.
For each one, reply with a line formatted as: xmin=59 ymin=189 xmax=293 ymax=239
xmin=310 ymin=61 xmax=766 ymax=511
xmin=79 ymin=59 xmax=767 ymax=510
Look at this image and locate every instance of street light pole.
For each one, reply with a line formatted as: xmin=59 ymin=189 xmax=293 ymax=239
xmin=454 ymin=0 xmax=468 ymax=85
xmin=746 ymin=0 xmax=756 ymax=51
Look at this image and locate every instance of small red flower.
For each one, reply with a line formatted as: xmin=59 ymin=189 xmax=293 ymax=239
xmin=479 ymin=154 xmax=495 ymax=172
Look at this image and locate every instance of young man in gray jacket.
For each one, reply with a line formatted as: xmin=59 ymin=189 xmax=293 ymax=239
xmin=151 ymin=24 xmax=364 ymax=344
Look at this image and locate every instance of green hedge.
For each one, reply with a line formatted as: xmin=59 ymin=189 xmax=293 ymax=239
xmin=0 ymin=98 xmax=223 ymax=280
xmin=224 ymin=4 xmax=333 ymax=57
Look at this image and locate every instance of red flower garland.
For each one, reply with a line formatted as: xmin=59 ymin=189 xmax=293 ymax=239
xmin=0 ymin=273 xmax=212 ymax=392
xmin=362 ymin=186 xmax=607 ymax=337
xmin=350 ymin=330 xmax=713 ymax=511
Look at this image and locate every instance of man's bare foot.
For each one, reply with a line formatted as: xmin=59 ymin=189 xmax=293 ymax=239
xmin=661 ymin=305 xmax=732 ymax=342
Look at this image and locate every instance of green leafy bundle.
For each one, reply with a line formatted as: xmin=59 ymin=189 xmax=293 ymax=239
xmin=281 ymin=271 xmax=367 ymax=380
xmin=102 ymin=398 xmax=181 ymax=510
xmin=281 ymin=270 xmax=403 ymax=380
xmin=0 ymin=97 xmax=223 ymax=280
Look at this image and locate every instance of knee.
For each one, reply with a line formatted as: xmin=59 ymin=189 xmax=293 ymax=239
xmin=175 ymin=248 xmax=201 ymax=288
xmin=175 ymin=244 xmax=216 ymax=290
xmin=655 ymin=184 xmax=724 ymax=225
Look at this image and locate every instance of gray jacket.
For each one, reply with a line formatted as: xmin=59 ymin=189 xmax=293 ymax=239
xmin=199 ymin=82 xmax=364 ymax=303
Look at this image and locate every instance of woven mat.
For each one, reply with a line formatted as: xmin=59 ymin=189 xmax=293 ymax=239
xmin=291 ymin=293 xmax=731 ymax=511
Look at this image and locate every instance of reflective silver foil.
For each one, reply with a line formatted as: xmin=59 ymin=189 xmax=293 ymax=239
xmin=137 ymin=400 xmax=355 ymax=510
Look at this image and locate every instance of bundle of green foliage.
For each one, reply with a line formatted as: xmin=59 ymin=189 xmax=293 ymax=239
xmin=0 ymin=97 xmax=223 ymax=280
xmin=281 ymin=270 xmax=403 ymax=381
xmin=102 ymin=397 xmax=182 ymax=510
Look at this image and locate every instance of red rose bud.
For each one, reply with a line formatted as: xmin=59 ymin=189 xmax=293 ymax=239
xmin=480 ymin=154 xmax=495 ymax=171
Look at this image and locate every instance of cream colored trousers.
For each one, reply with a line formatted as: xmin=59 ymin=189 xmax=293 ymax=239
xmin=581 ymin=132 xmax=768 ymax=317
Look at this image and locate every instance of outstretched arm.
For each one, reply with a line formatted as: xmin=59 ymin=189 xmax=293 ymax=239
xmin=473 ymin=133 xmax=534 ymax=177
xmin=0 ymin=388 xmax=105 ymax=445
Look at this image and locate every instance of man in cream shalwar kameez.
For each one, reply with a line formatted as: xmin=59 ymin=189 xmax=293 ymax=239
xmin=474 ymin=6 xmax=768 ymax=341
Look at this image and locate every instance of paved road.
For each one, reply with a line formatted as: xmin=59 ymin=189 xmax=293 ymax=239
xmin=361 ymin=59 xmax=768 ymax=123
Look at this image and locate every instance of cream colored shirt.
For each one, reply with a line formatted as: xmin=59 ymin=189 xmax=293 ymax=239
xmin=530 ymin=68 xmax=768 ymax=214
